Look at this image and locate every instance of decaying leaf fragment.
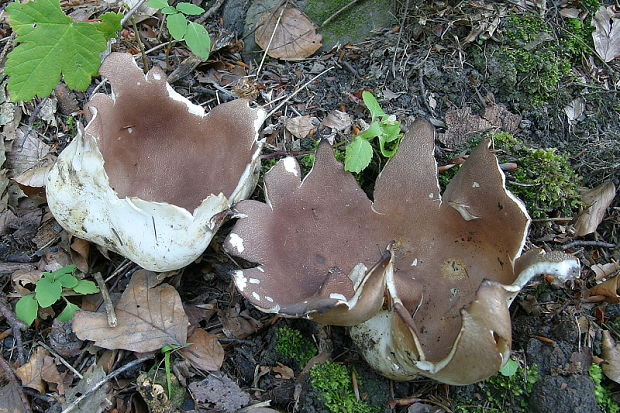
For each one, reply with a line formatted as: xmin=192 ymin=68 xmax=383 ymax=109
xmin=46 ymin=52 xmax=265 ymax=271
xmin=72 ymin=270 xmax=188 ymax=352
xmin=574 ymin=182 xmax=616 ymax=236
xmin=225 ymin=119 xmax=580 ymax=385
xmin=255 ymin=6 xmax=322 ymax=60
xmin=602 ymin=330 xmax=620 ymax=384
xmin=592 ymin=6 xmax=620 ymax=62
xmin=180 ymin=328 xmax=224 ymax=371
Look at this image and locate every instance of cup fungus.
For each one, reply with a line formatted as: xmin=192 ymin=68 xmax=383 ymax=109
xmin=224 ymin=118 xmax=580 ymax=384
xmin=46 ymin=53 xmax=265 ymax=271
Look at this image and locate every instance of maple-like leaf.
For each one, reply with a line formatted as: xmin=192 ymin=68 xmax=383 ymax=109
xmin=5 ymin=0 xmax=122 ymax=101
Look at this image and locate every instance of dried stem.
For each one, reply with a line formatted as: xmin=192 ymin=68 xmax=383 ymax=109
xmin=131 ymin=17 xmax=150 ymax=72
xmin=195 ymin=0 xmax=225 ymax=25
xmin=36 ymin=341 xmax=83 ymax=379
xmin=93 ymin=272 xmax=117 ymax=327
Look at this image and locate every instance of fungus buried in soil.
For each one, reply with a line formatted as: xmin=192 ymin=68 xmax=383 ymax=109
xmin=224 ymin=118 xmax=580 ymax=385
xmin=46 ymin=53 xmax=265 ymax=271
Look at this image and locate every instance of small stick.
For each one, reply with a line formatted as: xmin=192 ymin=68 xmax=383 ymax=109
xmin=561 ymin=240 xmax=616 ymax=251
xmin=256 ymin=5 xmax=286 ymax=78
xmin=120 ymin=0 xmax=147 ymax=26
xmin=104 ymin=259 xmax=132 ymax=283
xmin=0 ymin=293 xmax=27 ymax=365
xmin=131 ymin=17 xmax=150 ymax=72
xmin=61 ymin=355 xmax=153 ymax=413
xmin=36 ymin=341 xmax=83 ymax=379
xmin=321 ymin=0 xmax=362 ymax=27
xmin=93 ymin=272 xmax=117 ymax=327
xmin=265 ymin=67 xmax=334 ymax=119
xmin=0 ymin=355 xmax=32 ymax=412
xmin=195 ymin=0 xmax=225 ymax=25
xmin=390 ymin=0 xmax=409 ymax=78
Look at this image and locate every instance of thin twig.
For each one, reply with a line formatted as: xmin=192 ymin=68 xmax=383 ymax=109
xmin=256 ymin=5 xmax=286 ymax=78
xmin=0 ymin=293 xmax=27 ymax=365
xmin=93 ymin=272 xmax=117 ymax=327
xmin=391 ymin=0 xmax=409 ymax=78
xmin=0 ymin=355 xmax=32 ymax=412
xmin=104 ymin=259 xmax=132 ymax=283
xmin=0 ymin=32 xmax=15 ymax=65
xmin=36 ymin=341 xmax=83 ymax=379
xmin=120 ymin=0 xmax=147 ymax=26
xmin=321 ymin=0 xmax=362 ymax=27
xmin=265 ymin=67 xmax=334 ymax=119
xmin=131 ymin=17 xmax=150 ymax=72
xmin=560 ymin=240 xmax=616 ymax=250
xmin=195 ymin=0 xmax=226 ymax=25
xmin=61 ymin=355 xmax=153 ymax=413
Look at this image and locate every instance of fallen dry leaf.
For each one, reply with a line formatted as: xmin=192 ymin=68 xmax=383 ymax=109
xmin=0 ymin=380 xmax=29 ymax=413
xmin=5 ymin=126 xmax=51 ymax=176
xmin=12 ymin=268 xmax=43 ymax=295
xmin=255 ymin=6 xmax=322 ymax=60
xmin=592 ymin=6 xmax=620 ymax=62
xmin=180 ymin=328 xmax=224 ymax=372
xmin=592 ymin=261 xmax=620 ymax=281
xmin=574 ymin=182 xmax=616 ymax=236
xmin=285 ymin=115 xmax=318 ymax=139
xmin=13 ymin=157 xmax=55 ymax=196
xmin=15 ymin=346 xmax=63 ymax=393
xmin=72 ymin=270 xmax=188 ymax=352
xmin=602 ymin=330 xmax=620 ymax=384
xmin=70 ymin=236 xmax=91 ymax=273
xmin=272 ymin=362 xmax=295 ymax=380
xmin=563 ymin=97 xmax=586 ymax=124
xmin=438 ymin=103 xmax=520 ymax=146
xmin=320 ymin=110 xmax=352 ymax=132
xmin=184 ymin=301 xmax=217 ymax=327
xmin=189 ymin=374 xmax=251 ymax=412
xmin=62 ymin=364 xmax=113 ymax=413
xmin=220 ymin=307 xmax=260 ymax=339
xmin=590 ymin=274 xmax=620 ymax=303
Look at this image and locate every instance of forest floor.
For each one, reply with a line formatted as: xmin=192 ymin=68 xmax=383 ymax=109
xmin=0 ymin=0 xmax=619 ymax=412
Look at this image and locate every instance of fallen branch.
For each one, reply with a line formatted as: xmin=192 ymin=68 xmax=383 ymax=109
xmin=561 ymin=240 xmax=616 ymax=251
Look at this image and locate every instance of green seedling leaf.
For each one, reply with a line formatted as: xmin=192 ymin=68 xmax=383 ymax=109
xmin=35 ymin=276 xmax=63 ymax=308
xmin=15 ymin=294 xmax=38 ymax=326
xmin=58 ymin=273 xmax=79 ymax=289
xmin=73 ymin=280 xmax=100 ymax=295
xmin=6 ymin=0 xmax=111 ymax=101
xmin=166 ymin=13 xmax=188 ymax=40
xmin=145 ymin=0 xmax=168 ymax=8
xmin=362 ymin=91 xmax=386 ymax=120
xmin=184 ymin=22 xmax=211 ymax=59
xmin=344 ymin=137 xmax=373 ymax=173
xmin=356 ymin=121 xmax=383 ymax=140
xmin=382 ymin=122 xmax=401 ymax=143
xmin=378 ymin=135 xmax=398 ymax=157
xmin=161 ymin=6 xmax=178 ymax=14
xmin=97 ymin=12 xmax=123 ymax=40
xmin=57 ymin=301 xmax=80 ymax=322
xmin=175 ymin=2 xmax=205 ymax=15
xmin=499 ymin=358 xmax=519 ymax=377
xmin=48 ymin=265 xmax=77 ymax=280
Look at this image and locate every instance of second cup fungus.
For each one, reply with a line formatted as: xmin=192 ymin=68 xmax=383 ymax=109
xmin=225 ymin=118 xmax=579 ymax=385
xmin=46 ymin=53 xmax=265 ymax=271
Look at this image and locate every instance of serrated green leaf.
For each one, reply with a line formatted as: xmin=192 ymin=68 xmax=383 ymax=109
xmin=161 ymin=6 xmax=178 ymax=14
xmin=344 ymin=137 xmax=373 ymax=173
xmin=5 ymin=0 xmax=109 ymax=101
xmin=35 ymin=277 xmax=63 ymax=308
xmin=176 ymin=2 xmax=205 ymax=15
xmin=57 ymin=302 xmax=80 ymax=322
xmin=355 ymin=121 xmax=383 ymax=140
xmin=184 ymin=22 xmax=210 ymax=59
xmin=97 ymin=12 xmax=123 ymax=40
xmin=362 ymin=91 xmax=385 ymax=121
xmin=381 ymin=122 xmax=401 ymax=142
xmin=145 ymin=0 xmax=168 ymax=8
xmin=166 ymin=13 xmax=188 ymax=40
xmin=15 ymin=294 xmax=38 ymax=326
xmin=58 ymin=273 xmax=79 ymax=289
xmin=73 ymin=280 xmax=100 ymax=294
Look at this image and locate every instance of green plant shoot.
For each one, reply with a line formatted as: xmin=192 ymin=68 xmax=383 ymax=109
xmin=5 ymin=0 xmax=122 ymax=101
xmin=15 ymin=265 xmax=100 ymax=326
xmin=145 ymin=0 xmax=211 ymax=59
xmin=160 ymin=344 xmax=188 ymax=399
xmin=344 ymin=91 xmax=402 ymax=173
